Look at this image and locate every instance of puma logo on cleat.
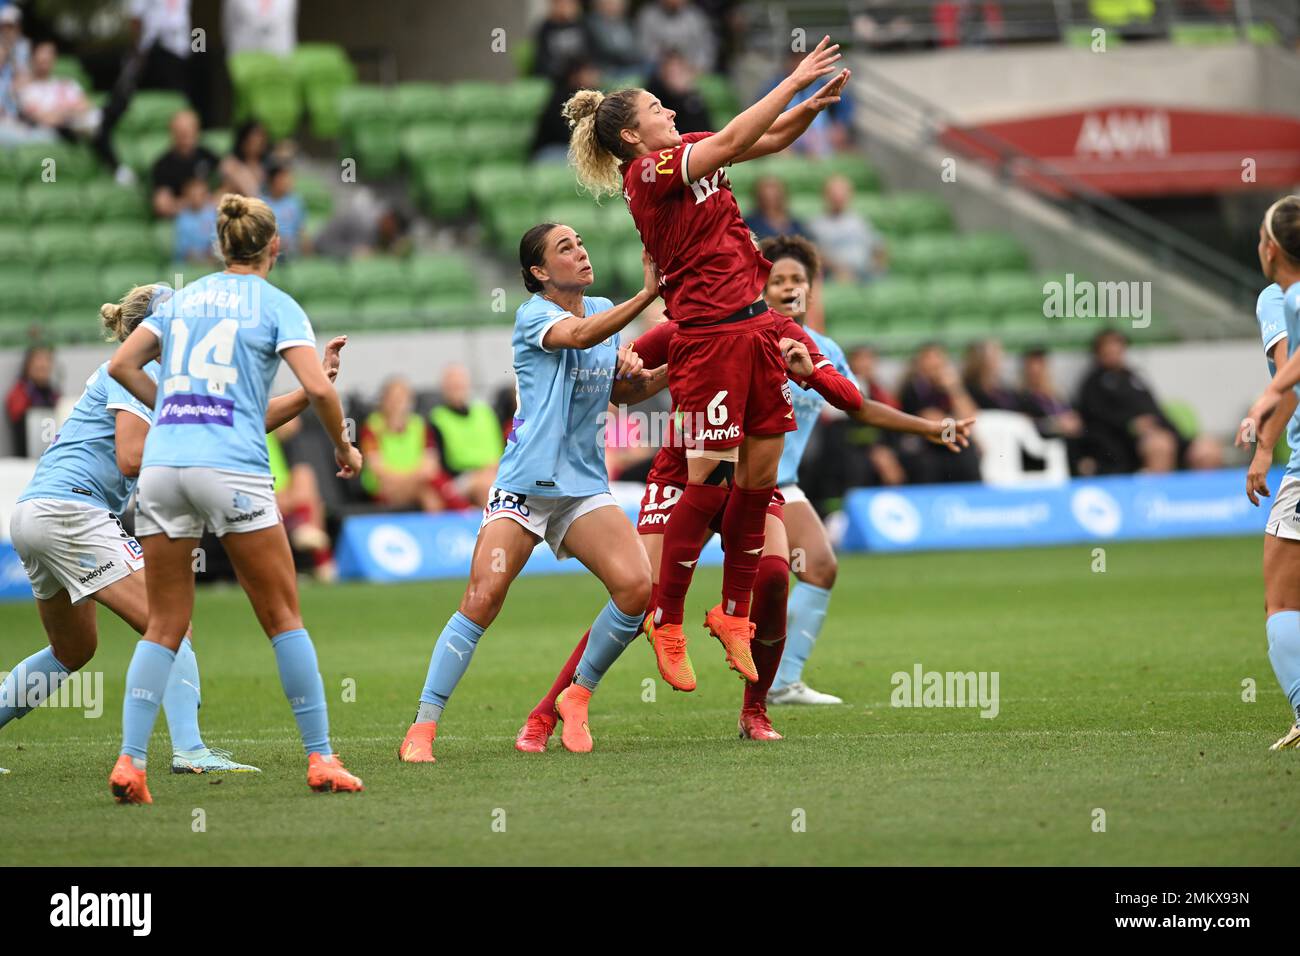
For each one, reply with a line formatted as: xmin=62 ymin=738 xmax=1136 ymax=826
xmin=744 ymin=547 xmax=763 ymax=554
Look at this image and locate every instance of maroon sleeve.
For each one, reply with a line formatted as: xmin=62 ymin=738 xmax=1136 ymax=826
xmin=772 ymin=314 xmax=864 ymax=412
xmin=631 ymin=320 xmax=675 ymax=368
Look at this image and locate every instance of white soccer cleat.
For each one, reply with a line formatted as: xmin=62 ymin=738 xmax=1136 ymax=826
xmin=767 ymin=680 xmax=844 ymax=706
xmin=172 ymin=747 xmax=262 ymax=774
xmin=0 ymin=766 xmax=9 ymax=774
xmin=1270 ymin=724 xmax=1300 ymax=751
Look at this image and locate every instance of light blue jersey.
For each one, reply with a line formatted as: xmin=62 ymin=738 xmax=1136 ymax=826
xmin=19 ymin=360 xmax=160 ymax=515
xmin=777 ymin=327 xmax=857 ymax=487
xmin=1258 ymin=283 xmax=1300 ymax=478
xmin=140 ymin=272 xmax=315 ymax=475
xmin=495 ymin=293 xmax=619 ymax=498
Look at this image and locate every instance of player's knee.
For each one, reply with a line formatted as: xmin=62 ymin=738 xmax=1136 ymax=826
xmin=613 ymin=571 xmax=652 ymax=618
xmin=460 ymin=580 xmax=507 ymax=627
xmin=52 ymin=635 xmax=96 ymax=672
xmin=805 ymin=552 xmax=837 ymax=589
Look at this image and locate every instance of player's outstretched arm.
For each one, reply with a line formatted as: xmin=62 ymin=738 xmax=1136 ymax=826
xmin=733 ymin=69 xmax=851 ymax=165
xmin=611 ymin=364 xmax=668 ymax=405
xmin=685 ymin=36 xmax=841 ymax=182
xmin=265 ymin=335 xmax=348 ymax=432
xmin=108 ymin=325 xmax=162 ymax=408
xmin=543 ymin=252 xmax=660 ymax=350
xmin=281 ymin=344 xmax=362 ymax=479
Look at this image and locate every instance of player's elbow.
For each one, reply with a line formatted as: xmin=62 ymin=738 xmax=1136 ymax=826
xmin=116 ymin=448 xmax=142 ymax=478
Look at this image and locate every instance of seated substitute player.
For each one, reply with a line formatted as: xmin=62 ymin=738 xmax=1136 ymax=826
xmin=515 ymin=237 xmax=971 ymax=748
xmin=1239 ymin=195 xmax=1300 ymax=749
xmin=1 ymin=283 xmax=344 ymax=776
xmin=397 ymin=223 xmax=665 ymax=761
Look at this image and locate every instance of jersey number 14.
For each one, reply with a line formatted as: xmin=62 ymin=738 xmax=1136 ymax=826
xmin=164 ymin=318 xmax=241 ymax=396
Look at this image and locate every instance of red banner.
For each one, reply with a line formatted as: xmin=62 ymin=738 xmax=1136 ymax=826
xmin=940 ymin=105 xmax=1300 ymax=196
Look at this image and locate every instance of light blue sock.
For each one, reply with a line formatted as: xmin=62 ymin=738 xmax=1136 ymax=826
xmin=417 ymin=612 xmax=486 ymax=723
xmin=161 ymin=637 xmax=205 ymax=753
xmin=121 ymin=641 xmax=176 ymax=763
xmin=271 ymin=629 xmax=331 ymax=757
xmin=574 ymin=600 xmax=644 ymax=691
xmin=775 ymin=581 xmax=832 ymax=690
xmin=1267 ymin=611 xmax=1300 ymax=721
xmin=0 ymin=646 xmax=72 ymax=730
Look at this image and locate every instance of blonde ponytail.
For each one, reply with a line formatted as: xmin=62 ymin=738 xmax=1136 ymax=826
xmin=216 ymin=192 xmax=277 ymax=264
xmin=100 ymin=283 xmax=171 ymax=343
xmin=563 ymin=88 xmax=644 ymax=199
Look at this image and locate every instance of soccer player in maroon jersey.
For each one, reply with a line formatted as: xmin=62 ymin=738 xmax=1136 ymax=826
xmin=561 ymin=36 xmax=850 ymax=693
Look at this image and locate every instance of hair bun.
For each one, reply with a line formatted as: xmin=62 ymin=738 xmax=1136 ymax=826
xmin=218 ymin=193 xmax=249 ymax=218
xmin=562 ymin=89 xmax=604 ymax=130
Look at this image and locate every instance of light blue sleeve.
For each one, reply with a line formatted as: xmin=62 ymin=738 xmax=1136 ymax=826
xmin=104 ymin=363 xmax=158 ymax=423
xmin=273 ymin=292 xmax=317 ymax=352
xmin=516 ymin=296 xmax=572 ymax=354
xmin=1258 ymin=284 xmax=1287 ymax=356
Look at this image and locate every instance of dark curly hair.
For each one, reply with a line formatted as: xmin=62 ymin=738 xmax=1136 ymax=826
xmin=760 ymin=234 xmax=820 ymax=281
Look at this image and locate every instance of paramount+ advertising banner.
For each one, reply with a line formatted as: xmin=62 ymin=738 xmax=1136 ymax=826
xmin=840 ymin=468 xmax=1275 ymax=553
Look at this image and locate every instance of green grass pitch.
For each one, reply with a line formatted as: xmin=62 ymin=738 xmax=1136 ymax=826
xmin=1 ymin=535 xmax=1297 ymax=866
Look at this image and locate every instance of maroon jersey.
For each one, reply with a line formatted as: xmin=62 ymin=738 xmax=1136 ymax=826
xmin=621 ymin=131 xmax=771 ymax=325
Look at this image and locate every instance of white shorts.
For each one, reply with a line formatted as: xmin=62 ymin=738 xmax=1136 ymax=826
xmin=1266 ymin=475 xmax=1300 ymax=541
xmin=135 ymin=466 xmax=280 ymax=539
xmin=480 ymin=486 xmax=619 ymax=560
xmin=778 ymin=483 xmax=809 ymax=506
xmin=9 ymin=498 xmax=145 ymax=604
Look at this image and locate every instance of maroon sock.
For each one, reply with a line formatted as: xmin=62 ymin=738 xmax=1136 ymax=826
xmin=720 ymin=485 xmax=775 ymax=619
xmin=745 ymin=554 xmax=789 ymax=708
xmin=655 ymin=483 xmax=729 ymax=626
xmin=530 ymin=629 xmax=589 ymax=722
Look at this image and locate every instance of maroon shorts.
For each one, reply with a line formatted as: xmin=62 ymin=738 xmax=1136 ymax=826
xmin=667 ymin=311 xmax=795 ymax=455
xmin=636 ymin=466 xmax=785 ymax=537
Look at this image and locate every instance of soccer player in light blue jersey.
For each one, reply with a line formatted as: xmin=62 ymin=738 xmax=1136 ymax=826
xmin=105 ymin=194 xmax=365 ymax=802
xmin=1240 ymin=196 xmax=1300 ymax=750
xmin=756 ymin=236 xmax=974 ymax=707
xmin=398 ymin=222 xmax=665 ymax=761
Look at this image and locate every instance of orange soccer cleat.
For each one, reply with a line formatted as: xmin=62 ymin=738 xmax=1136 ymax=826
xmin=648 ymin=621 xmax=697 ymax=692
xmin=109 ymin=754 xmax=152 ymax=805
xmin=555 ymin=685 xmax=594 ymax=753
xmin=739 ymin=703 xmax=784 ymax=741
xmin=397 ymin=720 xmax=437 ymax=763
xmin=514 ymin=713 xmax=556 ymax=753
xmin=705 ymin=605 xmax=759 ymax=683
xmin=307 ymin=752 xmax=364 ymax=792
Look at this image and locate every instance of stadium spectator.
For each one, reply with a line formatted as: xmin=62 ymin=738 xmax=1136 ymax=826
xmin=0 ymin=5 xmax=44 ymax=146
xmin=16 ymin=41 xmax=101 ymax=139
xmin=808 ymin=175 xmax=888 ymax=282
xmin=636 ymin=0 xmax=717 ymax=73
xmin=1017 ymin=346 xmax=1087 ymax=473
xmin=746 ymin=175 xmax=808 ymax=241
xmin=150 ymin=109 xmax=219 ymax=218
xmin=126 ymin=0 xmax=204 ymax=118
xmin=932 ymin=1 xmax=1006 ymax=47
xmin=586 ymin=0 xmax=641 ymax=74
xmin=268 ymin=415 xmax=336 ymax=581
xmin=315 ymin=197 xmax=411 ymax=259
xmin=897 ymin=342 xmax=982 ymax=483
xmin=759 ymin=49 xmax=855 ymax=156
xmin=531 ymin=56 xmax=602 ymax=163
xmin=848 ymin=343 xmax=901 ymax=409
xmin=532 ymin=0 xmax=589 ymax=80
xmin=1076 ymin=329 xmax=1221 ymax=473
xmin=222 ymin=0 xmax=298 ymax=57
xmin=219 ymin=119 xmax=270 ymax=198
xmin=962 ymin=339 xmax=1021 ymax=411
xmin=262 ymin=159 xmax=309 ymax=258
xmin=5 ymin=345 xmax=59 ymax=459
xmin=644 ymin=50 xmax=712 ymax=134
xmin=0 ymin=5 xmax=30 ymax=78
xmin=360 ymin=377 xmax=467 ymax=512
xmin=429 ymin=364 xmax=502 ymax=507
xmin=853 ymin=0 xmax=926 ymax=51
xmin=172 ymin=176 xmax=218 ymax=263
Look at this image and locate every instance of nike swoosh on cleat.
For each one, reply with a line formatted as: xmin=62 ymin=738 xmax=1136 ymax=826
xmin=744 ymin=547 xmax=763 ymax=554
xmin=785 ymin=410 xmax=794 ymax=419
xmin=678 ymin=559 xmax=697 ymax=568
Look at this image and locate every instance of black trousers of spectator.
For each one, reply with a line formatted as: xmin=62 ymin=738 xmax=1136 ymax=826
xmin=93 ymin=44 xmax=207 ymax=171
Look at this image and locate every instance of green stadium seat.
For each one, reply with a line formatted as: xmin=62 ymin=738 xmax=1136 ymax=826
xmin=489 ymin=204 xmax=544 ymax=256
xmin=414 ymin=157 xmax=472 ymax=219
xmin=22 ymin=182 xmax=84 ymax=224
xmin=401 ymin=123 xmax=458 ymax=165
xmin=0 ymin=227 xmax=36 ymax=266
xmin=117 ymin=91 xmax=189 ymax=136
xmin=249 ymin=83 xmax=303 ymax=139
xmin=115 ymin=131 xmax=172 ymax=179
xmin=201 ymin=128 xmax=233 ymax=157
xmin=278 ymin=259 xmax=351 ymax=303
xmin=983 ymin=271 xmax=1045 ymax=315
xmin=4 ymin=142 xmax=97 ymax=184
xmin=929 ymin=275 xmax=990 ymax=321
xmin=348 ymin=257 xmax=408 ymax=295
xmin=863 ymin=278 xmax=938 ymax=326
xmin=0 ymin=183 xmax=23 ymax=222
xmin=51 ymin=55 xmax=93 ymax=92
xmin=943 ymin=312 xmax=999 ymax=346
xmin=357 ymin=295 xmax=423 ymax=329
xmin=228 ymin=52 xmax=298 ymax=130
xmin=997 ymin=312 xmax=1055 ymax=348
xmin=450 ymin=82 xmax=506 ymax=123
xmin=954 ymin=232 xmax=1030 ymax=273
xmin=46 ymin=309 xmax=106 ymax=344
xmin=531 ymin=162 xmax=584 ymax=204
xmin=296 ymin=172 xmax=333 ymax=219
xmin=0 ymin=264 xmax=45 ymax=311
xmin=821 ymin=281 xmax=873 ymax=331
xmin=292 ymin=43 xmax=357 ymax=138
xmin=43 ymin=266 xmax=104 ymax=312
xmin=34 ymin=225 xmax=99 ymax=267
xmin=1162 ymin=399 xmax=1203 ymax=440
xmin=543 ymin=201 xmax=610 ymax=247
xmin=695 ymin=73 xmax=739 ymax=125
xmin=94 ymin=224 xmax=164 ymax=265
xmin=351 ymin=119 xmax=402 ymax=178
xmin=888 ymin=235 xmax=952 ymax=277
xmin=888 ymin=194 xmax=953 ymax=235
xmin=394 ymin=82 xmax=453 ymax=126
xmin=100 ymin=262 xmax=165 ymax=302
xmin=502 ymin=77 xmax=549 ymax=123
xmin=337 ymin=85 xmax=397 ymax=130
xmin=84 ymin=180 xmax=148 ymax=222
xmin=462 ymin=123 xmax=530 ymax=165
xmin=408 ymin=254 xmax=477 ymax=300
xmin=610 ymin=241 xmax=646 ymax=294
xmin=759 ymin=156 xmax=829 ymax=199
xmin=300 ymin=301 xmax=354 ymax=333
xmin=471 ymin=163 xmax=535 ymax=212
xmin=820 ymin=154 xmax=881 ymax=193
